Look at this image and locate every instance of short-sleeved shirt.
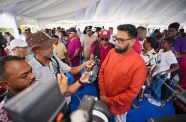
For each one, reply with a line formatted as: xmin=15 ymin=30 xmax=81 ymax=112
xmin=153 ymin=49 xmax=178 ymax=78
xmin=140 ymin=49 xmax=158 ymax=71
xmin=29 ymin=54 xmax=71 ymax=83
xmin=67 ymin=37 xmax=81 ymax=58
xmin=80 ymin=34 xmax=97 ymax=58
xmin=53 ymin=42 xmax=67 ymax=60
xmin=172 ymin=37 xmax=186 ymax=53
xmin=172 ymin=37 xmax=186 ymax=62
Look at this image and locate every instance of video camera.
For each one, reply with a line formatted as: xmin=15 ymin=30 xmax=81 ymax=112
xmin=4 ymin=77 xmax=110 ymax=122
xmin=71 ymin=95 xmax=110 ymax=122
xmin=4 ymin=78 xmax=68 ymax=122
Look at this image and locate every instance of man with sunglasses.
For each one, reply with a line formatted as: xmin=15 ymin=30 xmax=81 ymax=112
xmin=90 ymin=30 xmax=113 ymax=98
xmin=98 ymin=24 xmax=147 ymax=122
xmin=90 ymin=30 xmax=113 ymax=66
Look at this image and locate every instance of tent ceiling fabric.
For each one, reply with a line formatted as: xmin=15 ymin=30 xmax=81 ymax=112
xmin=0 ymin=0 xmax=186 ymax=25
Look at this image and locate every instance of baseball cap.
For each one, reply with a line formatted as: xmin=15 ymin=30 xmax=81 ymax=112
xmin=99 ymin=30 xmax=110 ymax=39
xmin=86 ymin=26 xmax=92 ymax=32
xmin=10 ymin=39 xmax=28 ymax=50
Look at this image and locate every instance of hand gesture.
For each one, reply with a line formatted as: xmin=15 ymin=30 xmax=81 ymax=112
xmin=100 ymin=96 xmax=107 ymax=101
xmin=57 ymin=72 xmax=68 ymax=93
xmin=84 ymin=60 xmax=94 ymax=71
xmin=79 ymin=72 xmax=90 ymax=83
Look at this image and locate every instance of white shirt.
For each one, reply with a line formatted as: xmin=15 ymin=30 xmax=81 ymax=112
xmin=140 ymin=48 xmax=158 ymax=71
xmin=153 ymin=49 xmax=178 ymax=78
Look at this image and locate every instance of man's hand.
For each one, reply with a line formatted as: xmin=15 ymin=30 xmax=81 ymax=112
xmin=57 ymin=72 xmax=68 ymax=93
xmin=84 ymin=60 xmax=94 ymax=71
xmin=66 ymin=57 xmax=72 ymax=66
xmin=79 ymin=72 xmax=90 ymax=83
xmin=100 ymin=96 xmax=107 ymax=102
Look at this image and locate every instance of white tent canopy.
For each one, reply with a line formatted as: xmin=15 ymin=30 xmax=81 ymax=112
xmin=0 ymin=0 xmax=99 ymax=26
xmin=0 ymin=0 xmax=186 ymax=36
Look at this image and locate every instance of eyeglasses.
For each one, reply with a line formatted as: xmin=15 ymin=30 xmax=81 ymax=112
xmin=101 ymin=38 xmax=108 ymax=41
xmin=113 ymin=36 xmax=133 ymax=44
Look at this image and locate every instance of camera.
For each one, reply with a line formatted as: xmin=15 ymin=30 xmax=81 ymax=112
xmin=4 ymin=78 xmax=68 ymax=122
xmin=88 ymin=58 xmax=100 ymax=83
xmin=4 ymin=78 xmax=110 ymax=122
xmin=70 ymin=95 xmax=110 ymax=122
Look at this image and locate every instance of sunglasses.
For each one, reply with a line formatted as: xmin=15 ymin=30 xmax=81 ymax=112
xmin=101 ymin=38 xmax=108 ymax=41
xmin=113 ymin=36 xmax=133 ymax=44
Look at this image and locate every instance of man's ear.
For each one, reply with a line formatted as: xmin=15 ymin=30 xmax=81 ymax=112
xmin=129 ymin=38 xmax=136 ymax=46
xmin=32 ymin=47 xmax=38 ymax=53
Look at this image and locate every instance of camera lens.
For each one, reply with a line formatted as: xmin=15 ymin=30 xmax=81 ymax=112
xmin=92 ymin=100 xmax=110 ymax=122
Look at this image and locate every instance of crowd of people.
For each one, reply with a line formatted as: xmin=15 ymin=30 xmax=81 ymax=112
xmin=0 ymin=22 xmax=186 ymax=122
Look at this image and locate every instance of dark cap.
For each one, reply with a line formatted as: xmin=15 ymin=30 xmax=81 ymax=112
xmin=83 ymin=26 xmax=92 ymax=34
xmin=95 ymin=27 xmax=102 ymax=32
xmin=68 ymin=28 xmax=77 ymax=33
xmin=86 ymin=26 xmax=92 ymax=31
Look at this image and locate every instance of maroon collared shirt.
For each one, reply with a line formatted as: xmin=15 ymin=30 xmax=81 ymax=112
xmin=91 ymin=42 xmax=113 ymax=66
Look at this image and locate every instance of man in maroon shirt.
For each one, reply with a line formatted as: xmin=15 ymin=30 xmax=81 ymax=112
xmin=90 ymin=30 xmax=113 ymax=66
xmin=90 ymin=30 xmax=113 ymax=98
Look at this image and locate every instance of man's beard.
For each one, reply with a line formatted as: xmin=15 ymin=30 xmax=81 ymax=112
xmin=46 ymin=54 xmax=53 ymax=59
xmin=13 ymin=86 xmax=28 ymax=93
xmin=115 ymin=44 xmax=129 ymax=54
xmin=40 ymin=51 xmax=53 ymax=59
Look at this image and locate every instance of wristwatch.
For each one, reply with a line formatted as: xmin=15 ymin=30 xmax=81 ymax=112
xmin=78 ymin=78 xmax=83 ymax=85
